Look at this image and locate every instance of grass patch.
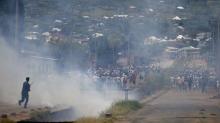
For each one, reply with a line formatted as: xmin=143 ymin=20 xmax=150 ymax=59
xmin=76 ymin=117 xmax=113 ymax=123
xmin=107 ymin=100 xmax=142 ymax=116
xmin=75 ymin=100 xmax=142 ymax=123
xmin=0 ymin=118 xmax=15 ymax=123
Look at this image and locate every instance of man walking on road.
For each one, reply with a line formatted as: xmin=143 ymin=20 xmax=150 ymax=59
xmin=19 ymin=77 xmax=31 ymax=108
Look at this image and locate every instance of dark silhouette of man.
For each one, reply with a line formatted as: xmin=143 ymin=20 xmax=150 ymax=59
xmin=19 ymin=77 xmax=31 ymax=108
xmin=187 ymin=75 xmax=193 ymax=91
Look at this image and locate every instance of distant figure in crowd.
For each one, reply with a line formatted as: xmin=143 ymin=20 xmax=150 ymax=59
xmin=187 ymin=75 xmax=193 ymax=91
xmin=201 ymin=73 xmax=208 ymax=93
xmin=19 ymin=77 xmax=31 ymax=108
xmin=130 ymin=71 xmax=137 ymax=85
xmin=216 ymin=80 xmax=220 ymax=95
xmin=176 ymin=76 xmax=183 ymax=91
xmin=123 ymin=76 xmax=128 ymax=88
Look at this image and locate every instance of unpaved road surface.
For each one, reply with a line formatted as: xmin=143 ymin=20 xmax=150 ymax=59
xmin=0 ymin=103 xmax=49 ymax=121
xmin=119 ymin=90 xmax=220 ymax=123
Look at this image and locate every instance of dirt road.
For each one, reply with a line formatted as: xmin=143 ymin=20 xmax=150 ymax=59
xmin=0 ymin=102 xmax=50 ymax=122
xmin=120 ymin=90 xmax=220 ymax=123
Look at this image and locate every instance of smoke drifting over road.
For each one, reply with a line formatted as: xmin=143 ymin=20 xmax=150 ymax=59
xmin=0 ymin=1 xmax=137 ymax=120
xmin=0 ymin=39 xmax=24 ymax=104
xmin=1 ymin=0 xmax=219 ymax=121
xmin=0 ymin=38 xmax=132 ymax=119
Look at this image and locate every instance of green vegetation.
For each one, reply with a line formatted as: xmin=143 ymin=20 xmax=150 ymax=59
xmin=75 ymin=100 xmax=142 ymax=123
xmin=107 ymin=100 xmax=142 ymax=116
xmin=21 ymin=0 xmax=220 ymax=67
xmin=0 ymin=118 xmax=15 ymax=123
xmin=76 ymin=117 xmax=113 ymax=123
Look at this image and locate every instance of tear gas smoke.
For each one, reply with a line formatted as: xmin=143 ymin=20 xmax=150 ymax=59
xmin=0 ymin=39 xmax=137 ymax=119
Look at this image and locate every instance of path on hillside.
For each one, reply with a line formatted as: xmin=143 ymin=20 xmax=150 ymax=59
xmin=119 ymin=90 xmax=220 ymax=123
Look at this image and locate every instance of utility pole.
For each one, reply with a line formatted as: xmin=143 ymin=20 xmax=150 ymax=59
xmin=126 ymin=32 xmax=132 ymax=69
xmin=217 ymin=20 xmax=220 ymax=74
xmin=95 ymin=39 xmax=97 ymax=69
xmin=124 ymin=88 xmax=129 ymax=101
xmin=15 ymin=0 xmax=19 ymax=48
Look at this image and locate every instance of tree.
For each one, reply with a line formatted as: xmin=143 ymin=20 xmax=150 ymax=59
xmin=107 ymin=32 xmax=125 ymax=65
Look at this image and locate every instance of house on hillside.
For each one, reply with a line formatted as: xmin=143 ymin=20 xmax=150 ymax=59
xmin=165 ymin=46 xmax=200 ymax=60
xmin=178 ymin=46 xmax=200 ymax=59
xmin=20 ymin=50 xmax=58 ymax=76
xmin=165 ymin=47 xmax=179 ymax=59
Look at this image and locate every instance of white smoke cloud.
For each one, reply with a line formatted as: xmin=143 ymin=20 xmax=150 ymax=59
xmin=0 ymin=39 xmax=25 ymax=104
xmin=0 ymin=38 xmax=133 ymax=119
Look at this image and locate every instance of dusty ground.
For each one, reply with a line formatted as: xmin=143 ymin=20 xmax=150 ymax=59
xmin=118 ymin=90 xmax=220 ymax=123
xmin=0 ymin=103 xmax=49 ymax=121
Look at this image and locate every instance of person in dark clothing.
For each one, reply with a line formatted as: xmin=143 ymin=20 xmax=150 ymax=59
xmin=19 ymin=77 xmax=31 ymax=108
xmin=201 ymin=72 xmax=208 ymax=93
xmin=188 ymin=75 xmax=193 ymax=91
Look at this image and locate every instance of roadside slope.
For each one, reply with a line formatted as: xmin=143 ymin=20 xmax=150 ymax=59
xmin=118 ymin=90 xmax=220 ymax=123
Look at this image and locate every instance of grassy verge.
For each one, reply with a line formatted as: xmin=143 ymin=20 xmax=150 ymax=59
xmin=75 ymin=100 xmax=142 ymax=123
xmin=107 ymin=100 xmax=142 ymax=116
xmin=76 ymin=117 xmax=113 ymax=123
xmin=0 ymin=118 xmax=15 ymax=123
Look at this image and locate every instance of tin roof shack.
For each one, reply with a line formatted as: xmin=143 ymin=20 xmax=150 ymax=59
xmin=178 ymin=46 xmax=200 ymax=59
xmin=165 ymin=47 xmax=179 ymax=59
xmin=20 ymin=50 xmax=58 ymax=78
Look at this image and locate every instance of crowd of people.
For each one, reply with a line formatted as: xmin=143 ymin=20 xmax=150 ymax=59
xmin=87 ymin=66 xmax=155 ymax=90
xmin=87 ymin=66 xmax=140 ymax=90
xmin=170 ymin=68 xmax=220 ymax=93
xmin=85 ymin=63 xmax=162 ymax=91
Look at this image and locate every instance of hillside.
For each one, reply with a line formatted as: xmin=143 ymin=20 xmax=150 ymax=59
xmin=22 ymin=0 xmax=217 ymax=68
